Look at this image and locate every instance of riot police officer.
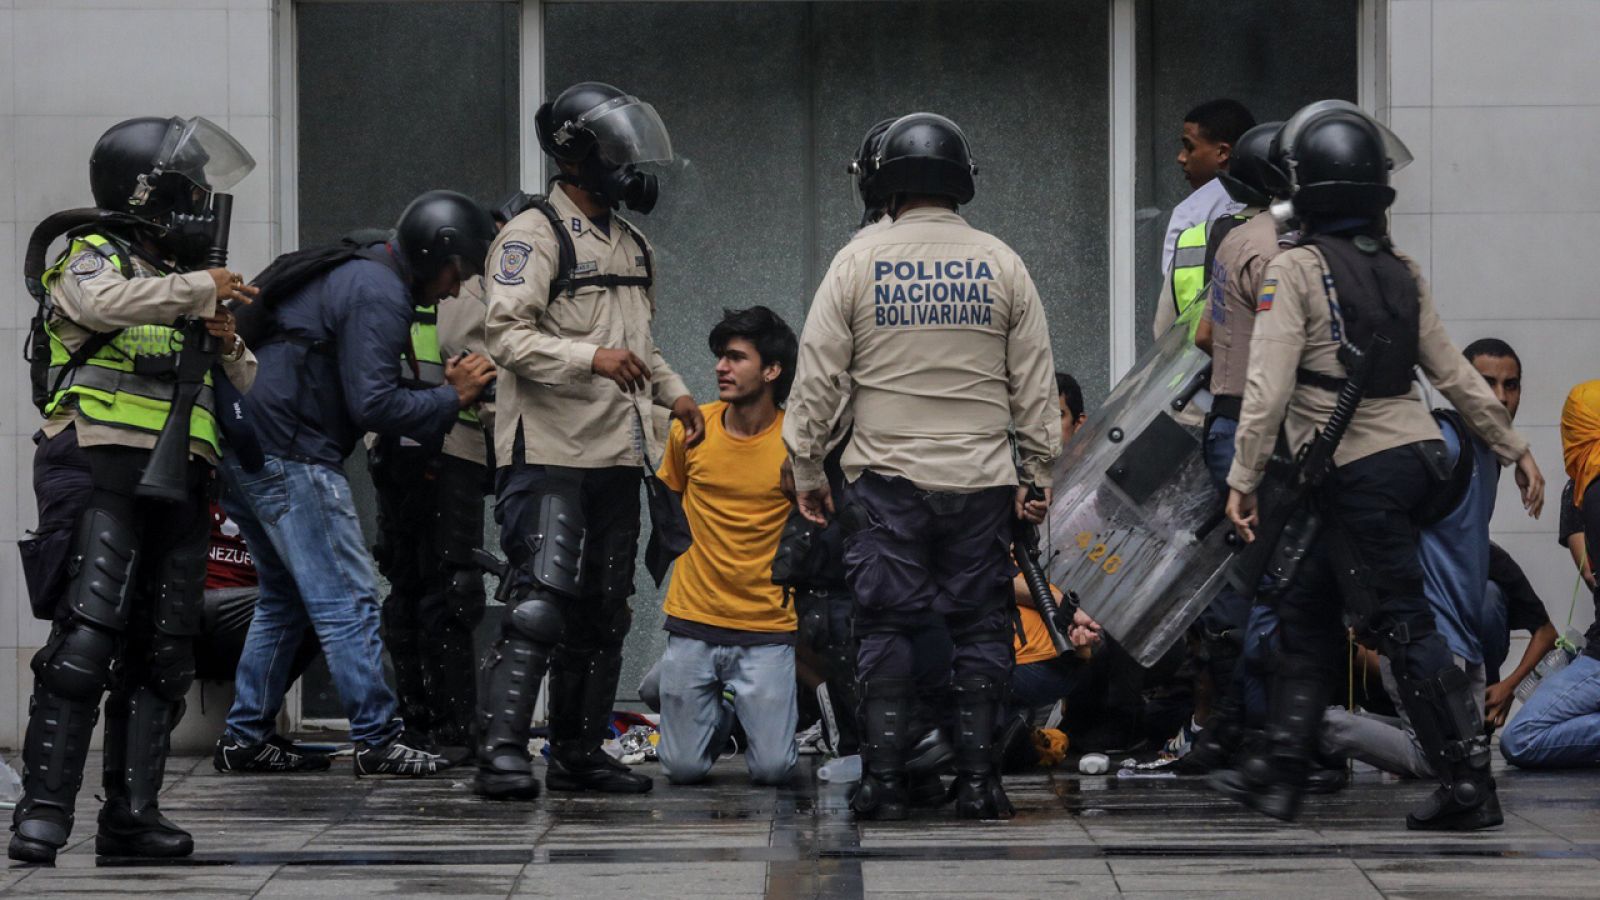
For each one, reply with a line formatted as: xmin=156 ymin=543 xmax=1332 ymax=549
xmin=476 ymin=82 xmax=701 ymax=800
xmin=785 ymin=113 xmax=1061 ymax=820
xmin=11 ymin=117 xmax=259 ymax=863
xmin=369 ymin=235 xmax=499 ymax=763
xmin=1212 ymin=101 xmax=1546 ymax=830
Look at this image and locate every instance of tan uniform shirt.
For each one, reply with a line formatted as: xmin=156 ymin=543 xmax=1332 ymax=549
xmin=1227 ymin=245 xmax=1528 ymax=494
xmin=438 ymin=275 xmax=494 ymax=465
xmin=484 ymin=187 xmax=690 ymax=469
xmin=1208 ymin=211 xmax=1282 ymax=399
xmin=784 ymin=207 xmax=1061 ymax=493
xmin=41 ymin=244 xmax=257 ymax=463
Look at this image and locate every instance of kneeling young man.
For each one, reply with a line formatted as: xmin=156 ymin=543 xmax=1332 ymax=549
xmin=657 ymin=307 xmax=801 ymax=785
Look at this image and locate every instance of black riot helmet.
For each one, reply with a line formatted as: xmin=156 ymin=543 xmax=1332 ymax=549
xmin=1273 ymin=100 xmax=1413 ymax=219
xmin=394 ymin=190 xmax=496 ymax=283
xmin=873 ymin=113 xmax=978 ymax=208
xmin=1217 ymin=121 xmax=1284 ymax=208
xmin=535 ymin=81 xmax=673 ymax=213
xmin=89 ymin=116 xmax=255 ymax=264
xmin=847 ymin=118 xmax=896 ymax=225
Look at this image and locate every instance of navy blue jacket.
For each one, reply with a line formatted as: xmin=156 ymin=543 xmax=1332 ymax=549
xmin=244 ymin=250 xmax=458 ymax=469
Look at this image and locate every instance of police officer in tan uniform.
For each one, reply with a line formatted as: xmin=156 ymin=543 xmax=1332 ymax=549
xmin=786 ymin=113 xmax=1060 ymax=821
xmin=12 ymin=117 xmax=259 ymax=864
xmin=476 ymin=83 xmax=701 ymax=800
xmin=1211 ymin=102 xmax=1546 ymax=831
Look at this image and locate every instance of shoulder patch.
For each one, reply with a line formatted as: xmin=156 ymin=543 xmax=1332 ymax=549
xmin=69 ymin=251 xmax=107 ymax=282
xmin=1256 ymin=278 xmax=1277 ymax=312
xmin=494 ymin=240 xmax=533 ymax=286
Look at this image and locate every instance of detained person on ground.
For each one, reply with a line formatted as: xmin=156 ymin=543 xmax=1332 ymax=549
xmin=648 ymin=306 xmax=802 ymax=785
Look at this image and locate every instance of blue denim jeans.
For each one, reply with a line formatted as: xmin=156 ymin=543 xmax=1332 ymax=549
xmin=1500 ymin=654 xmax=1600 ymax=769
xmin=220 ymin=454 xmax=401 ymax=746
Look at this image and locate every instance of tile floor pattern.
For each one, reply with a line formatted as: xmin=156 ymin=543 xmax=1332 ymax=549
xmin=3 ymin=751 xmax=1599 ymax=898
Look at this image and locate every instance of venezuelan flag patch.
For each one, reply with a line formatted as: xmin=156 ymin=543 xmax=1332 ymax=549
xmin=1256 ymin=278 xmax=1277 ymax=312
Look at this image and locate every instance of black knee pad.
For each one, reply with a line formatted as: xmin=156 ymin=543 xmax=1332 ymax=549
xmin=595 ymin=598 xmax=633 ymax=650
xmin=505 ymin=594 xmax=565 ymax=646
xmin=444 ymin=567 xmax=487 ymax=628
xmin=65 ymin=507 xmax=139 ymax=631
xmin=146 ymin=635 xmax=195 ymax=702
xmin=594 ymin=524 xmax=640 ymax=602
xmin=525 ymin=493 xmax=584 ymax=599
xmin=33 ymin=622 xmax=119 ymax=701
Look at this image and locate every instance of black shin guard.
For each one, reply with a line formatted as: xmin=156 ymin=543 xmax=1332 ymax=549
xmin=474 ymin=637 xmax=550 ymax=799
xmin=95 ymin=687 xmax=192 ymax=858
xmin=1209 ymin=670 xmax=1326 ymax=822
xmin=851 ymin=677 xmax=912 ymax=821
xmin=1396 ymin=666 xmax=1500 ymax=831
xmin=951 ymin=675 xmax=1013 ymax=820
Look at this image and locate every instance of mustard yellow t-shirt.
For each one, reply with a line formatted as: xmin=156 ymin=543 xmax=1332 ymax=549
xmin=1013 ymin=572 xmax=1068 ymax=665
xmin=657 ymin=401 xmax=797 ymax=633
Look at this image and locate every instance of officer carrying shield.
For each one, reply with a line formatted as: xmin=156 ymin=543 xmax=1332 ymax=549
xmin=785 ymin=113 xmax=1061 ymax=821
xmin=1211 ymin=101 xmax=1546 ymax=830
xmin=11 ymin=117 xmax=259 ymax=863
xmin=476 ymin=82 xmax=702 ymax=800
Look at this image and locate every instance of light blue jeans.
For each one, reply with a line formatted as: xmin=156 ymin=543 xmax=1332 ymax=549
xmin=1501 ymin=654 xmax=1600 ymax=769
xmin=656 ymin=635 xmax=798 ymax=785
xmin=220 ymin=454 xmax=401 ymax=746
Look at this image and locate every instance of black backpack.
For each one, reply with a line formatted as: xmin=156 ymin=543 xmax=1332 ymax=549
xmin=232 ymin=230 xmax=398 ymax=351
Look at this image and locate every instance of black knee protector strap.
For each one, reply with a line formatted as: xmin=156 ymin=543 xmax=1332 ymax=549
xmin=436 ymin=463 xmax=487 ymax=568
xmin=153 ymin=544 xmax=206 ymax=637
xmin=34 ymin=622 xmax=119 ymax=701
xmin=595 ymin=523 xmax=640 ymax=602
xmin=945 ymin=609 xmax=1011 ymax=646
xmin=146 ymin=635 xmax=196 ymax=702
xmin=65 ymin=507 xmax=138 ymax=630
xmin=526 ymin=493 xmax=584 ymax=599
xmin=1366 ymin=612 xmax=1437 ymax=668
xmin=855 ymin=608 xmax=926 ymax=636
xmin=505 ymin=594 xmax=565 ymax=646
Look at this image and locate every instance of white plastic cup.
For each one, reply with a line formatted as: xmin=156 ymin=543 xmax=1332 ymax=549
xmin=1078 ymin=752 xmax=1110 ymax=775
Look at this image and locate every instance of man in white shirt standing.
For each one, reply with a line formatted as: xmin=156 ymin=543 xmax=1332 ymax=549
xmin=1154 ymin=99 xmax=1256 ymax=337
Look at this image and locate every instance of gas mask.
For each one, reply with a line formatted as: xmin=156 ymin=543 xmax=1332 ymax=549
xmin=577 ymin=156 xmax=659 ymax=214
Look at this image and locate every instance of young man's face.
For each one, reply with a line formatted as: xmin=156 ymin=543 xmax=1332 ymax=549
xmin=715 ymin=336 xmax=778 ymax=406
xmin=1059 ymin=393 xmax=1087 ymax=447
xmin=1472 ymin=354 xmax=1522 ymax=421
xmin=418 ymin=259 xmax=466 ymax=303
xmin=1178 ymin=121 xmax=1229 ymax=190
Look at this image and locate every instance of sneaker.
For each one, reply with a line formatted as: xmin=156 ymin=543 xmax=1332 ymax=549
xmin=1162 ymin=718 xmax=1200 ymax=760
xmin=795 ymin=721 xmax=827 ymax=756
xmin=215 ymin=733 xmax=333 ymax=773
xmin=353 ymin=731 xmax=448 ymax=778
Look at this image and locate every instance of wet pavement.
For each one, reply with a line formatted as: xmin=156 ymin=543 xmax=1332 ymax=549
xmin=4 ymin=749 xmax=1599 ymax=898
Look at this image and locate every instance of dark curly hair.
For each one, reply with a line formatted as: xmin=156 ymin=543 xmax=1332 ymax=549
xmin=709 ymin=306 xmax=799 ymax=406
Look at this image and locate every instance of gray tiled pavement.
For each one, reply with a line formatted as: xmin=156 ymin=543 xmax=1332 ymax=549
xmin=4 ymin=750 xmax=1600 ymax=898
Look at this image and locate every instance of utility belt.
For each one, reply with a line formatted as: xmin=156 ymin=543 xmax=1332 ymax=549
xmin=1210 ymin=394 xmax=1242 ymax=421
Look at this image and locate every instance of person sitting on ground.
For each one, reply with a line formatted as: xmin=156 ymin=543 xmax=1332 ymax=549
xmin=653 ymin=306 xmax=801 ymax=786
xmin=1499 ymin=380 xmax=1600 ymax=768
xmin=1319 ymin=338 xmax=1531 ymax=779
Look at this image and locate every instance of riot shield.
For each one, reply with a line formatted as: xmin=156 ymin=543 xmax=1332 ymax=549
xmin=1042 ymin=324 xmax=1235 ymax=667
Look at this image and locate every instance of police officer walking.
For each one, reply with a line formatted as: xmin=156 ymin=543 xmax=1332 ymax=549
xmin=785 ymin=113 xmax=1061 ymax=821
xmin=476 ymin=82 xmax=702 ymax=800
xmin=11 ymin=117 xmax=260 ymax=863
xmin=369 ymin=243 xmax=499 ymax=763
xmin=1212 ymin=101 xmax=1546 ymax=830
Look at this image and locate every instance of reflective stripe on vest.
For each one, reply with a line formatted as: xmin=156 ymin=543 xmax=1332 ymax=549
xmin=1171 ymin=220 xmax=1209 ymax=339
xmin=42 ymin=235 xmax=221 ymax=455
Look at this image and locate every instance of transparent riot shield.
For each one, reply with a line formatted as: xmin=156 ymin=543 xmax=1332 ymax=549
xmin=1042 ymin=324 xmax=1236 ymax=667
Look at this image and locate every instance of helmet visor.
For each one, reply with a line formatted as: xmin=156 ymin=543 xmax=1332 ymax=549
xmin=154 ymin=116 xmax=257 ymax=192
xmin=1279 ymin=100 xmax=1413 ymax=173
xmin=581 ymin=97 xmax=674 ymax=167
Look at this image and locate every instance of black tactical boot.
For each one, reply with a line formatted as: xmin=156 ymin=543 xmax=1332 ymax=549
xmin=951 ymin=675 xmax=1013 ymax=820
xmin=545 ymin=647 xmax=652 ymax=794
xmin=1397 ymin=665 xmax=1502 ymax=831
xmin=474 ymin=636 xmax=549 ymax=800
xmin=850 ymin=678 xmax=913 ymax=821
xmin=10 ymin=687 xmax=101 ymax=865
xmin=96 ymin=687 xmax=192 ymax=858
xmin=1208 ymin=673 xmax=1325 ymax=822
